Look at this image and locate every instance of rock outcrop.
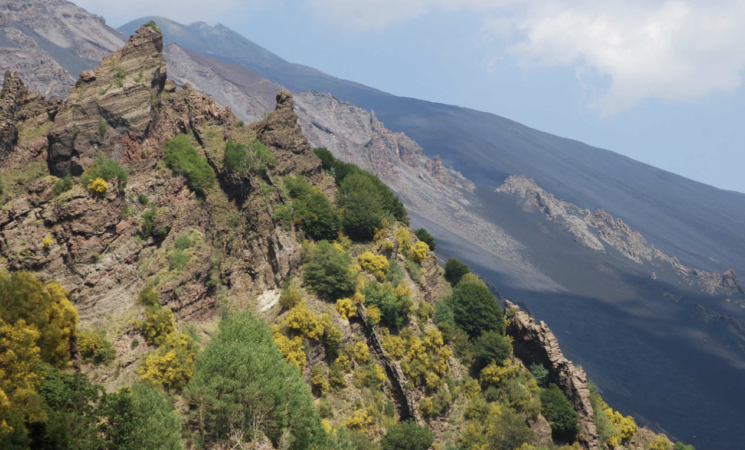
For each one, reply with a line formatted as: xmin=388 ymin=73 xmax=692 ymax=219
xmin=0 ymin=25 xmax=320 ymax=324
xmin=505 ymin=300 xmax=598 ymax=450
xmin=498 ymin=175 xmax=743 ymax=296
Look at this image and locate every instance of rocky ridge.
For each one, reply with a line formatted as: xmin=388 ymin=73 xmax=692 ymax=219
xmin=505 ymin=300 xmax=598 ymax=450
xmin=497 ymin=175 xmax=743 ymax=296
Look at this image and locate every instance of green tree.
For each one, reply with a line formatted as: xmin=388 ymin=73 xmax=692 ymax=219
xmin=313 ymin=147 xmax=336 ymax=171
xmin=338 ymin=173 xmax=385 ymax=241
xmin=296 ymin=191 xmax=341 ymax=241
xmin=444 ymin=258 xmax=470 ymax=286
xmin=381 ymin=421 xmax=433 ymax=450
xmin=472 ymin=331 xmax=512 ymax=372
xmin=364 ymin=281 xmax=411 ymax=328
xmin=450 ymin=275 xmax=504 ymax=338
xmin=303 ymin=241 xmax=355 ymax=300
xmin=540 ymin=384 xmax=579 ymax=443
xmin=529 ymin=364 xmax=549 ymax=388
xmin=414 ymin=228 xmax=436 ymax=250
xmin=184 ymin=312 xmax=328 ymax=450
xmin=163 ymin=135 xmax=216 ymax=195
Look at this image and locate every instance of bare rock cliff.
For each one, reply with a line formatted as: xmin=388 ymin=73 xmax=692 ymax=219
xmin=505 ymin=300 xmax=598 ymax=450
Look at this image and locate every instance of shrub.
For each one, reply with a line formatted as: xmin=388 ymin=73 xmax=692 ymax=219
xmin=367 ymin=305 xmax=381 ymax=325
xmin=138 ymin=306 xmax=175 ymax=346
xmin=529 ymin=364 xmax=549 ymax=387
xmin=336 ymin=297 xmax=356 ymax=319
xmin=483 ymin=406 xmax=536 ymax=450
xmin=169 ymin=249 xmax=189 ymax=271
xmin=381 ymin=420 xmax=433 ymax=450
xmin=185 ymin=312 xmax=328 ymax=450
xmin=472 ymin=331 xmax=513 ymax=373
xmin=140 ymin=206 xmax=165 ymax=240
xmin=410 ymin=241 xmax=429 ymax=263
xmin=353 ymin=341 xmax=370 ymax=365
xmin=284 ymin=175 xmax=313 ymax=199
xmin=137 ymin=193 xmax=149 ymax=205
xmin=419 ymin=397 xmax=434 ymax=417
xmin=280 ymin=285 xmax=303 ymax=310
xmin=318 ymin=398 xmax=335 ymax=418
xmin=649 ymin=436 xmax=672 ymax=450
xmin=42 ymin=235 xmax=53 ymax=250
xmin=99 ymin=119 xmax=107 ymax=136
xmin=53 ymin=175 xmax=73 ymax=196
xmin=88 ymin=177 xmax=108 ymax=195
xmin=335 ymin=354 xmax=352 ymax=372
xmin=303 ymin=241 xmax=355 ymax=300
xmin=163 ymin=135 xmax=216 ymax=195
xmin=78 ymin=330 xmax=116 ymax=364
xmin=285 ymin=302 xmax=326 ymax=340
xmin=405 ymin=260 xmax=422 ymax=283
xmin=674 ymin=442 xmax=695 ymax=450
xmin=358 ymin=251 xmax=389 ymax=281
xmin=144 ymin=20 xmax=162 ymax=34
xmin=395 ymin=227 xmax=411 ymax=256
xmin=541 ymin=384 xmax=579 ymax=443
xmin=296 ymin=191 xmax=341 ymax=240
xmin=139 ymin=332 xmax=197 ymax=392
xmin=80 ymin=155 xmax=128 ymax=191
xmin=386 ymin=260 xmax=405 ymax=285
xmin=311 ymin=366 xmax=330 ymax=396
xmin=444 ymin=257 xmax=470 ymax=286
xmin=450 ymin=275 xmax=504 ymax=338
xmin=272 ymin=327 xmax=306 ymax=369
xmin=314 ymin=147 xmax=335 ymax=171
xmin=222 ymin=139 xmax=275 ymax=177
xmin=174 ymin=234 xmax=193 ymax=250
xmin=329 ymin=364 xmax=347 ymax=390
xmin=364 ymin=281 xmax=410 ymax=328
xmin=338 ymin=173 xmax=385 ymax=241
xmin=414 ymin=228 xmax=436 ymax=250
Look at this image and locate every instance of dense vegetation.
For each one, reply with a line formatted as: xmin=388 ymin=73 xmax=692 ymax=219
xmin=163 ymin=135 xmax=216 ymax=195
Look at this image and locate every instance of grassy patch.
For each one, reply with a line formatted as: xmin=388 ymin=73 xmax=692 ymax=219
xmin=0 ymin=161 xmax=49 ymax=203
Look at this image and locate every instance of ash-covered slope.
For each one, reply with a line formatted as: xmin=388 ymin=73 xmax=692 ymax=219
xmin=119 ymin=17 xmax=745 ymax=279
xmin=0 ymin=0 xmax=125 ymax=97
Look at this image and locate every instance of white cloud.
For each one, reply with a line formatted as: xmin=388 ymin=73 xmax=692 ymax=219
xmin=309 ymin=0 xmax=745 ymax=114
xmin=505 ymin=0 xmax=745 ymax=114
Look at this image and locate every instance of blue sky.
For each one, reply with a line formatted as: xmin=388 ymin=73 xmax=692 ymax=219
xmin=78 ymin=0 xmax=745 ymax=193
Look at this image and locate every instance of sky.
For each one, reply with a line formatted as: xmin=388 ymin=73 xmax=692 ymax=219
xmin=77 ymin=0 xmax=745 ymax=193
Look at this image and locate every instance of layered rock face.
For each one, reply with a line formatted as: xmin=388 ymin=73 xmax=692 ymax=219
xmin=498 ymin=175 xmax=742 ymax=296
xmin=505 ymin=300 xmax=598 ymax=450
xmin=0 ymin=25 xmax=322 ymax=324
xmin=0 ymin=0 xmax=126 ymax=97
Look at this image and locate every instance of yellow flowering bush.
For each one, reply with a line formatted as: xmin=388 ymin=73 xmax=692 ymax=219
xmin=373 ymin=218 xmax=390 ymax=241
xmin=374 ymin=364 xmax=386 ymax=384
xmin=353 ymin=341 xmax=370 ymax=365
xmin=87 ymin=177 xmax=108 ymax=195
xmin=279 ymin=285 xmax=303 ymax=309
xmin=426 ymin=371 xmax=440 ymax=391
xmin=382 ymin=240 xmax=395 ymax=253
xmin=464 ymin=378 xmax=482 ymax=399
xmin=410 ymin=241 xmax=429 ymax=263
xmin=358 ymin=251 xmax=389 ymax=281
xmin=138 ymin=332 xmax=197 ymax=391
xmin=138 ymin=306 xmax=176 ymax=346
xmin=285 ymin=301 xmax=325 ymax=340
xmin=335 ymin=354 xmax=352 ymax=372
xmin=419 ymin=397 xmax=434 ymax=417
xmin=648 ymin=435 xmax=671 ymax=450
xmin=394 ymin=280 xmax=411 ymax=299
xmin=382 ymin=332 xmax=406 ymax=359
xmin=395 ymin=227 xmax=412 ymax=256
xmin=272 ymin=325 xmax=306 ymax=369
xmin=343 ymin=407 xmax=373 ymax=433
xmin=311 ymin=365 xmax=330 ymax=396
xmin=336 ymin=297 xmax=356 ymax=319
xmin=481 ymin=360 xmax=521 ymax=386
xmin=42 ymin=236 xmax=53 ymax=250
xmin=367 ymin=305 xmax=381 ymax=325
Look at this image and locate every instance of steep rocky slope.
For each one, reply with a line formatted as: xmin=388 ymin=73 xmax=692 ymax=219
xmin=0 ymin=0 xmax=125 ymax=97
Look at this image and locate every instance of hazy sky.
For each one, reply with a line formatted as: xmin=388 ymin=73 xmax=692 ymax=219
xmin=77 ymin=0 xmax=745 ymax=193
